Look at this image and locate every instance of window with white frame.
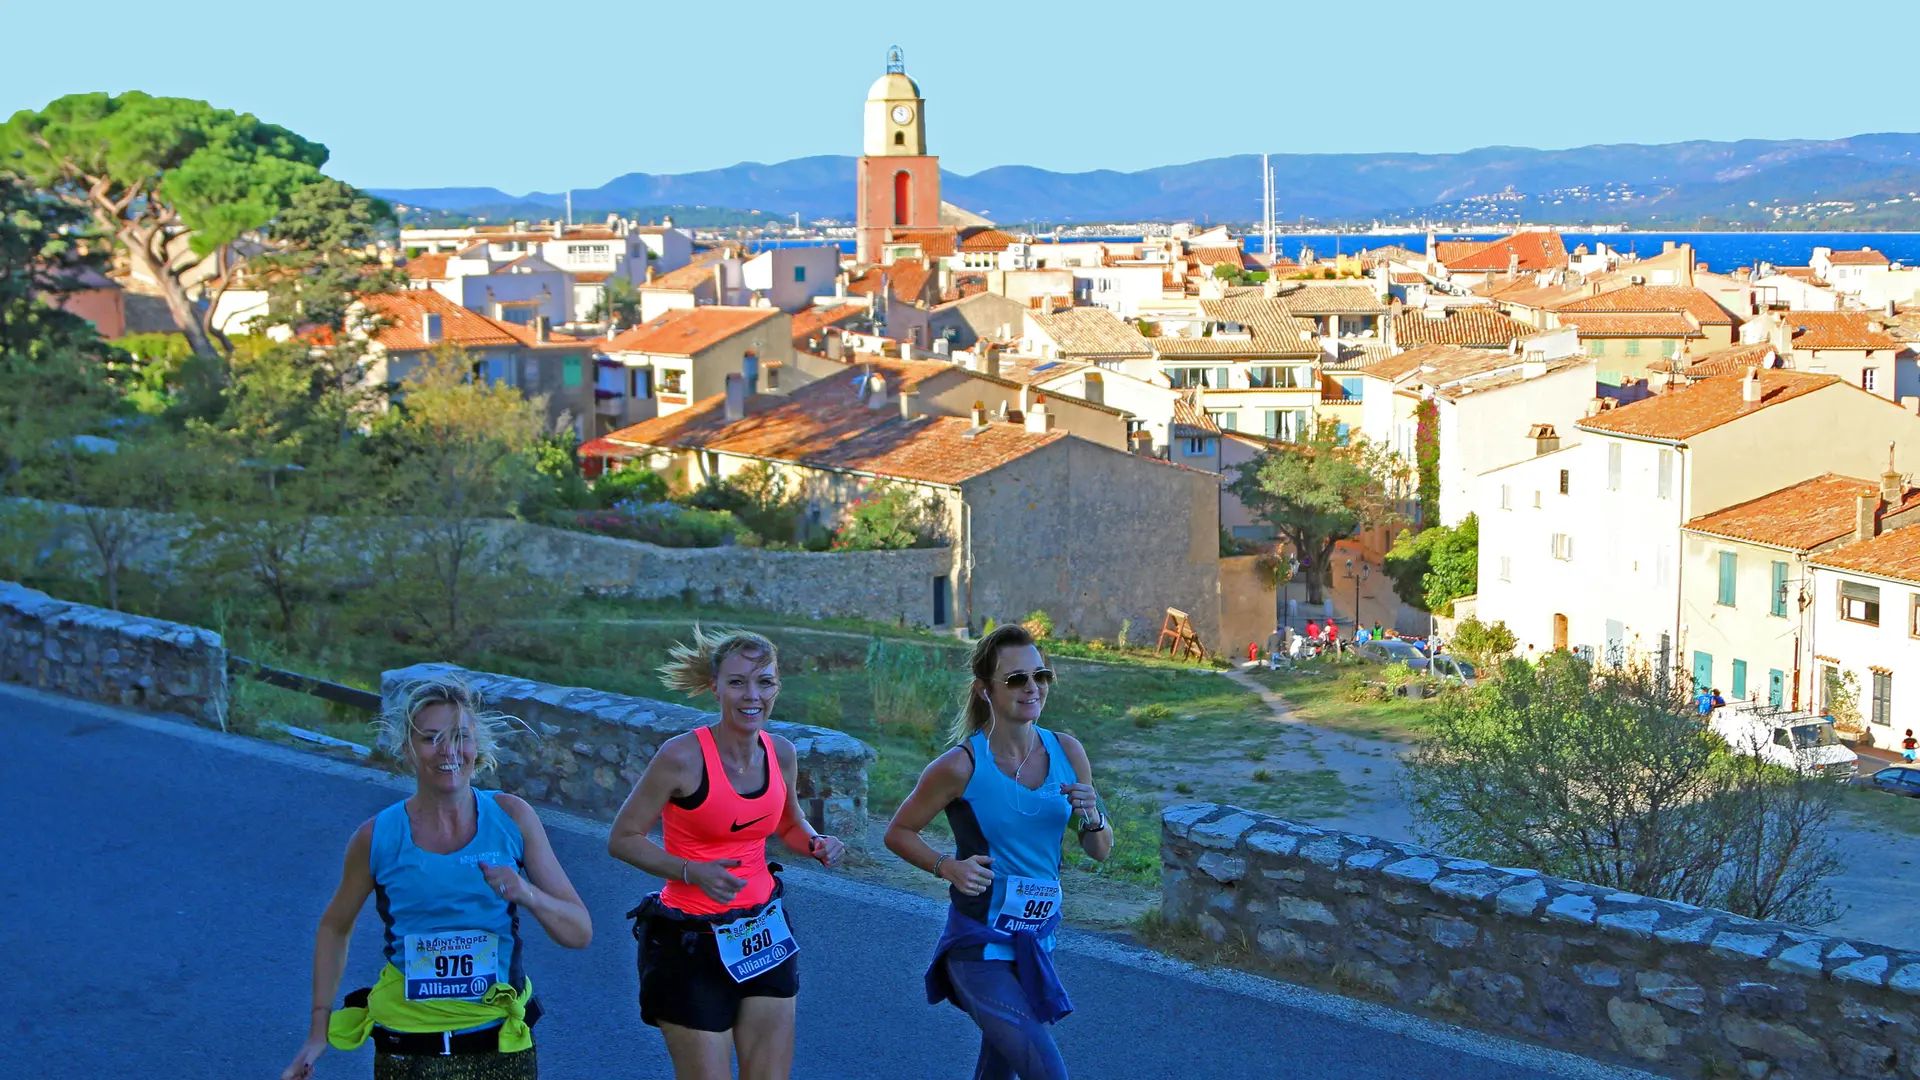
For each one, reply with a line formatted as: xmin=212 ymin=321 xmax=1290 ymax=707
xmin=1863 ymin=368 xmax=1879 ymax=392
xmin=567 ymin=243 xmax=613 ymax=266
xmin=1500 ymin=483 xmax=1512 ymax=510
xmin=1841 ymin=580 xmax=1881 ymax=626
xmin=1499 ymin=556 xmax=1512 ymax=581
xmin=1550 ymin=533 xmax=1574 ymax=561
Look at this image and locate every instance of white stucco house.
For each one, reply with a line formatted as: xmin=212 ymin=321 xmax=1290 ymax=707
xmin=1808 ymin=522 xmax=1920 ymax=742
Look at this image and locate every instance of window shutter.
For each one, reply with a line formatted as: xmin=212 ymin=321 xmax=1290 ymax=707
xmin=1215 ymin=367 xmax=1229 ymax=388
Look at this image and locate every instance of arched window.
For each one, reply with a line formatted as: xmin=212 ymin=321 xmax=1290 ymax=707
xmin=894 ymin=171 xmax=911 ymax=226
xmin=894 ymin=131 xmax=904 ymax=147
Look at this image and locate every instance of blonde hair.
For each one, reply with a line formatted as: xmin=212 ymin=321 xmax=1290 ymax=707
xmin=374 ymin=673 xmax=528 ymax=778
xmin=949 ymin=624 xmax=1041 ymax=746
xmin=658 ymin=625 xmax=780 ymax=697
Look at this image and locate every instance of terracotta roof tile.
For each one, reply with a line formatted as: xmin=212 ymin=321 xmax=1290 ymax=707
xmin=1027 ymin=306 xmax=1156 ymax=358
xmin=1273 ymin=285 xmax=1386 ymax=315
xmin=847 ymin=259 xmax=933 ymax=306
xmin=1577 ymin=370 xmax=1838 ymax=441
xmin=359 ymin=290 xmax=519 ymax=350
xmin=886 ymin=228 xmax=958 ymax=258
xmin=643 ymin=257 xmax=725 ymax=292
xmin=1171 ymin=389 xmax=1220 ymax=434
xmin=402 ymin=253 xmax=451 ymax=281
xmin=1190 ymin=246 xmax=1248 ymax=267
xmin=789 ymin=304 xmax=866 ymax=344
xmin=1437 ymin=232 xmax=1569 ymax=273
xmin=1155 ymin=298 xmax=1319 ymax=358
xmin=1787 ymin=311 xmax=1901 ymax=351
xmin=1825 ymin=248 xmax=1891 ymax=267
xmin=1552 ymin=284 xmax=1738 ymax=325
xmin=1687 ymin=473 xmax=1920 ymax=552
xmin=1680 ymin=342 xmax=1780 ymax=378
xmin=1554 ymin=312 xmax=1702 ymax=338
xmin=1811 ymin=521 xmax=1920 ymax=584
xmin=957 ymin=228 xmax=1017 ymax=252
xmin=1391 ymin=307 xmax=1532 ymax=347
xmin=575 ymin=271 xmax=611 ymax=284
xmin=581 ymin=359 xmax=1066 ymax=486
xmin=603 ymin=306 xmax=781 ymax=357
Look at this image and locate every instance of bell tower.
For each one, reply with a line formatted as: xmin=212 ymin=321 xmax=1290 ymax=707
xmin=855 ymin=47 xmax=941 ymax=266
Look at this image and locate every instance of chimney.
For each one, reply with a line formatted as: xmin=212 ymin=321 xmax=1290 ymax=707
xmin=724 ymin=373 xmax=747 ymax=422
xmin=645 ymin=264 xmax=657 ymax=285
xmin=551 ymin=220 xmax=564 ymax=239
xmin=1521 ymin=355 xmax=1547 ymax=380
xmin=938 ymin=261 xmax=952 ymax=298
xmin=1019 ymin=384 xmax=1035 ymax=416
xmin=1856 ymin=491 xmax=1879 ymax=543
xmin=712 ymin=263 xmax=727 ymax=304
xmin=864 ymin=373 xmax=889 ymax=409
xmin=1025 ymin=400 xmax=1055 ymax=434
xmin=981 ymin=344 xmax=1002 ymax=379
xmin=1506 ymin=252 xmax=1519 ymax=279
xmin=970 ymin=400 xmax=987 ymax=427
xmin=835 ymin=272 xmax=848 ymax=297
xmin=826 ymin=332 xmax=845 ymax=360
xmin=1741 ymin=366 xmax=1762 ymax=403
xmin=1527 ymin=423 xmax=1560 ymax=455
xmin=535 ymin=315 xmax=550 ymax=343
xmin=1882 ymin=463 xmax=1904 ymax=506
xmin=1889 ymin=299 xmax=1900 ymax=318
xmin=422 ymin=312 xmax=442 ymax=344
xmin=742 ymin=350 xmax=760 ymax=395
xmin=662 ymin=215 xmax=674 ymax=228
xmin=899 ymin=390 xmax=920 ymax=421
xmin=1663 ymin=240 xmax=1676 ymax=254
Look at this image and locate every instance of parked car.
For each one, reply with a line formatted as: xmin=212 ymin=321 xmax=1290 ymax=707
xmin=1355 ymin=639 xmax=1428 ymax=667
xmin=1428 ymin=654 xmax=1478 ymax=687
xmin=1707 ymin=705 xmax=1858 ymax=781
xmin=1858 ymin=764 xmax=1920 ymax=798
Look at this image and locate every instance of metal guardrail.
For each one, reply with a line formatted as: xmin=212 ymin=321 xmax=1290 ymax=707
xmin=227 ymin=656 xmax=382 ymax=712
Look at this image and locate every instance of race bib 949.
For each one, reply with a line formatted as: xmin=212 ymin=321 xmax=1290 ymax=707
xmin=403 ymin=931 xmax=500 ymax=1001
xmin=992 ymin=876 xmax=1063 ymax=935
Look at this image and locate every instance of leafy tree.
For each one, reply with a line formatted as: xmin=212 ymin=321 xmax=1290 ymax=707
xmin=1406 ymin=653 xmax=1842 ymax=924
xmin=586 ymin=275 xmax=642 ymax=328
xmin=682 ymin=461 xmax=803 ymax=544
xmin=1384 ymin=514 xmax=1478 ymax=615
xmin=832 ymin=483 xmax=936 ymax=551
xmin=24 ymin=431 xmax=200 ymax=611
xmin=594 ymin=464 xmax=669 ymax=509
xmin=1413 ymin=397 xmax=1440 ymax=523
xmin=0 ymin=172 xmax=120 ymax=490
xmin=1447 ymin=616 xmax=1516 ymax=668
xmin=1226 ymin=419 xmax=1407 ymax=604
xmin=359 ymin=347 xmax=548 ymax=654
xmin=188 ymin=451 xmax=360 ymax=632
xmin=1 ymin=92 xmax=331 ymax=361
xmin=247 ymin=177 xmax=403 ymax=339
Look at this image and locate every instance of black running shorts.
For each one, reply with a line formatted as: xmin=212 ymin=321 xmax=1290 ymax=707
xmin=636 ymin=913 xmax=799 ymax=1032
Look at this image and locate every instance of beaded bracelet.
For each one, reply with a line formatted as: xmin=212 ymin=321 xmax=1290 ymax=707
xmin=932 ymin=853 xmax=950 ymax=879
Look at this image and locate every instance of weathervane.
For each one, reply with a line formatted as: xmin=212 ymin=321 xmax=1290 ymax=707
xmin=886 ymin=46 xmax=904 ymax=74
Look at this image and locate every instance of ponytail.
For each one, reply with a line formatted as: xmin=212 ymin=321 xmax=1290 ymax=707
xmin=949 ymin=624 xmax=1040 ymax=746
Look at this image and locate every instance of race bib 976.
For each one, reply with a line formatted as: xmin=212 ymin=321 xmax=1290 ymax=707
xmin=402 ymin=931 xmax=500 ymax=1001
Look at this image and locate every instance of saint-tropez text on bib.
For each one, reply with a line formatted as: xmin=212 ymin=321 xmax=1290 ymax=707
xmin=712 ymin=900 xmax=798 ymax=983
xmin=403 ymin=931 xmax=500 ymax=1001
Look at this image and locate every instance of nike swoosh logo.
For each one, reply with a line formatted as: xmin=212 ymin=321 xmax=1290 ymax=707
xmin=729 ymin=815 xmax=771 ymax=833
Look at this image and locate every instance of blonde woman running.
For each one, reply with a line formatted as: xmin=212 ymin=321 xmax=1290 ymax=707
xmin=280 ymin=676 xmax=592 ymax=1080
xmin=609 ymin=627 xmax=846 ymax=1080
xmin=885 ymin=624 xmax=1111 ymax=1080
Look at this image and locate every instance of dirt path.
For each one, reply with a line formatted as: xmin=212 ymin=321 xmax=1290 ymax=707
xmin=1217 ymin=667 xmax=1419 ymax=842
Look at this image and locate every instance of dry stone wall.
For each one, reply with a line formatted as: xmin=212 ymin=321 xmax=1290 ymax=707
xmin=381 ymin=663 xmax=876 ymax=852
xmin=0 ymin=580 xmax=226 ymax=725
xmin=1163 ymin=802 xmax=1920 ymax=1080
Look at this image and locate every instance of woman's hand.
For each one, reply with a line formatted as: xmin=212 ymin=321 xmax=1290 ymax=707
xmin=479 ymin=861 xmax=539 ymax=907
xmin=279 ymin=1035 xmax=327 ymax=1080
xmin=940 ymin=854 xmax=994 ymax=896
xmin=807 ymin=834 xmax=846 ymax=870
xmin=1060 ymin=782 xmax=1100 ymax=822
xmin=686 ymin=858 xmax=746 ymax=904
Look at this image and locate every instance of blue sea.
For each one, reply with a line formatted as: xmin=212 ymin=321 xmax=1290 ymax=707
xmin=756 ymin=232 xmax=1920 ymax=273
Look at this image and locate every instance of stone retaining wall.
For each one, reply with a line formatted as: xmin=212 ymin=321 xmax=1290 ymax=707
xmin=0 ymin=580 xmax=226 ymax=725
xmin=1163 ymin=802 xmax=1920 ymax=1079
xmin=382 ymin=663 xmax=876 ymax=852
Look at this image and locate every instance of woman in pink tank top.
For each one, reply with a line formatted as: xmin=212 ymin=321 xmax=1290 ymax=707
xmin=609 ymin=627 xmax=846 ymax=1080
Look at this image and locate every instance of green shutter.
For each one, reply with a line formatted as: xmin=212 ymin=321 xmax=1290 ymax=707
xmin=1768 ymin=670 xmax=1784 ymax=708
xmin=563 ymin=355 xmax=583 ymax=387
xmin=1718 ymin=551 xmax=1736 ymax=606
xmin=1770 ymin=561 xmax=1788 ymax=617
xmin=1214 ymin=367 xmax=1229 ymax=388
xmin=1693 ymin=651 xmax=1713 ymax=691
xmin=1732 ymin=660 xmax=1748 ymax=700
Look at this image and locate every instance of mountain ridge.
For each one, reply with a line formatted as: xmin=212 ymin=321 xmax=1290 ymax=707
xmin=371 ymin=132 xmax=1920 ymax=229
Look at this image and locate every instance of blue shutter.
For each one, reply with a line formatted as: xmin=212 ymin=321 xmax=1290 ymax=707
xmin=1718 ymin=551 xmax=1737 ymax=606
xmin=1770 ymin=562 xmax=1788 ymax=617
xmin=1692 ymin=651 xmax=1713 ymax=691
xmin=1732 ymin=660 xmax=1748 ymax=700
xmin=1769 ymin=669 xmax=1785 ymax=708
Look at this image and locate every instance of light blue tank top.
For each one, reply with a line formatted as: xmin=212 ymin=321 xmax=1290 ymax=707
xmin=371 ymin=790 xmax=527 ymax=989
xmin=946 ymin=727 xmax=1075 ymax=961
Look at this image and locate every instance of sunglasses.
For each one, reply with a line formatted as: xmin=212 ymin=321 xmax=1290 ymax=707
xmin=1000 ymin=668 xmax=1055 ymax=689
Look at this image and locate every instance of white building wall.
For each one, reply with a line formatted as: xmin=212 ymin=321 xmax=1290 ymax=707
xmin=1808 ymin=565 xmax=1919 ymax=741
xmin=455 ymin=271 xmax=570 ymax=325
xmin=741 ymin=247 xmax=840 ymax=312
xmin=1437 ymin=361 xmax=1596 ymax=526
xmin=1071 ymin=265 xmax=1164 ymax=319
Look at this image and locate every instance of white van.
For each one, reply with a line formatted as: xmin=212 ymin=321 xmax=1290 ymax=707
xmin=1708 ymin=704 xmax=1858 ymax=781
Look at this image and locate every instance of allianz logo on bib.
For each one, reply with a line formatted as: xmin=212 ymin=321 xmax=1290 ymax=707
xmin=409 ymin=976 xmax=494 ymax=998
xmin=734 ymin=943 xmax=791 ymax=979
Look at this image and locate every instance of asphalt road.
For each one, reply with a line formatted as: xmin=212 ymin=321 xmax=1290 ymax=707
xmin=0 ymin=686 xmax=1660 ymax=1080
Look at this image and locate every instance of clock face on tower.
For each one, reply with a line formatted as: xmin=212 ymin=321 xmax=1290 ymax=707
xmin=891 ymin=104 xmax=914 ymax=124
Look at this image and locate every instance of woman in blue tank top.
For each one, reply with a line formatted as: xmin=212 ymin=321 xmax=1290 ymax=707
xmin=886 ymin=625 xmax=1112 ymax=1080
xmin=279 ymin=676 xmax=593 ymax=1080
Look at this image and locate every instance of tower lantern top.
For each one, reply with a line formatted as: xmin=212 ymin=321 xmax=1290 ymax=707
xmin=886 ymin=46 xmax=904 ymax=74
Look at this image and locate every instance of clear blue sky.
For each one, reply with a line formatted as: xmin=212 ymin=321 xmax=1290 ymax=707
xmin=4 ymin=0 xmax=1916 ymax=193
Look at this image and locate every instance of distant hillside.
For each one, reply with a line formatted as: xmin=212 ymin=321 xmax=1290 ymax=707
xmin=371 ymin=132 xmax=1920 ymax=229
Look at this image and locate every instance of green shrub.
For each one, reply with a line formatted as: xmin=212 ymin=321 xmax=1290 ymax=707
xmin=1382 ymin=662 xmax=1420 ymax=690
xmin=1450 ymin=616 xmax=1518 ymax=669
xmin=1174 ymin=781 xmax=1194 ymax=794
xmin=594 ymin=466 xmax=668 ymax=508
xmin=1252 ymin=769 xmax=1274 ymax=782
xmin=1023 ymin=609 xmax=1055 ymax=640
xmin=1129 ymin=702 xmax=1175 ymax=729
xmin=679 ymin=462 xmax=804 ymax=545
xmin=555 ymin=502 xmax=751 ymax=548
xmin=832 ymin=483 xmax=935 ymax=551
xmin=1117 ymin=618 xmax=1132 ymax=649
